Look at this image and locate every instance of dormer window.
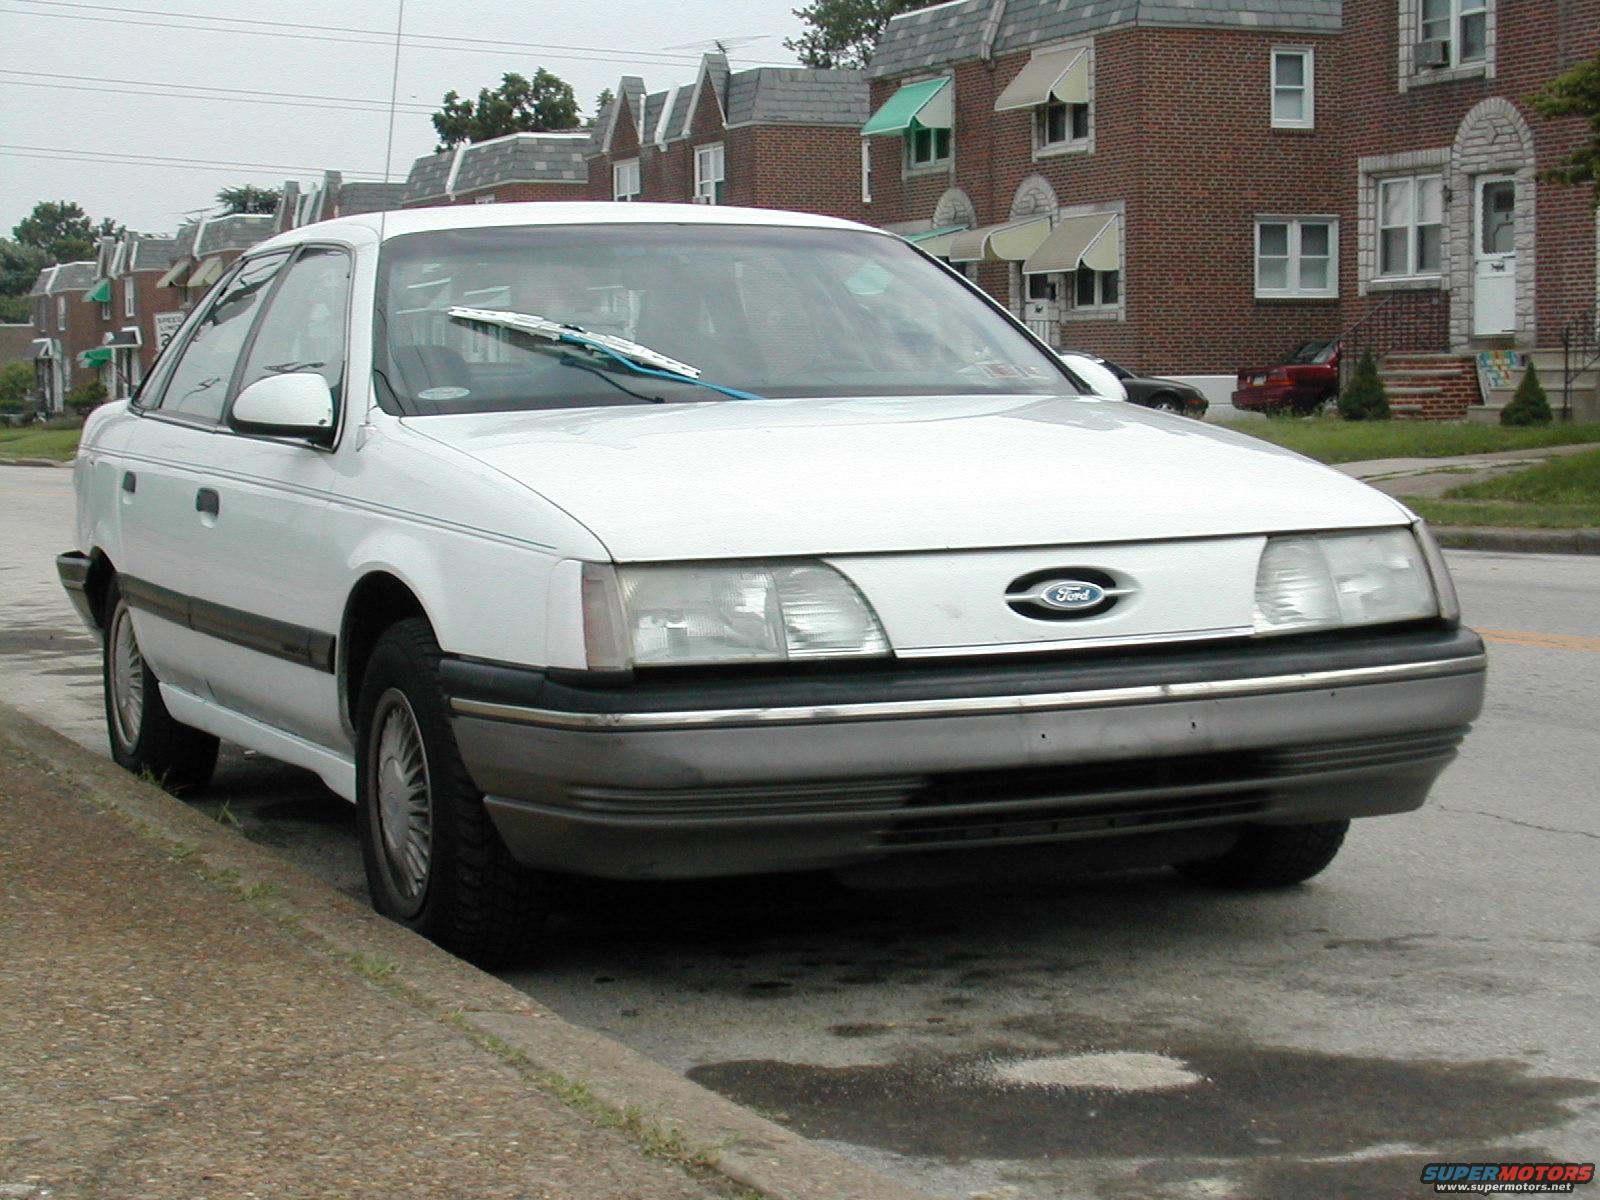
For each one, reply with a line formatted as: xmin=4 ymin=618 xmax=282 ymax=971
xmin=862 ymin=76 xmax=953 ymax=173
xmin=995 ymin=44 xmax=1093 ymax=157
xmin=1038 ymin=98 xmax=1089 ymax=148
xmin=906 ymin=127 xmax=951 ymax=167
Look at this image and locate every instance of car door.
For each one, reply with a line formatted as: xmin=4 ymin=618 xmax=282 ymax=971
xmin=180 ymin=244 xmax=356 ymax=751
xmin=112 ymin=252 xmax=291 ymax=698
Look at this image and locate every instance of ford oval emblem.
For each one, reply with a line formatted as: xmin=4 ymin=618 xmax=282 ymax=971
xmin=1039 ymin=581 xmax=1106 ymax=610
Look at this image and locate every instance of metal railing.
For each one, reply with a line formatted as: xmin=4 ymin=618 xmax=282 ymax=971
xmin=1560 ymin=298 xmax=1599 ymax=423
xmin=1336 ymin=291 xmax=1447 ymax=389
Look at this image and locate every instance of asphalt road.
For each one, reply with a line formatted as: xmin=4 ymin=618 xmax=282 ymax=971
xmin=3 ymin=464 xmax=1597 ymax=1200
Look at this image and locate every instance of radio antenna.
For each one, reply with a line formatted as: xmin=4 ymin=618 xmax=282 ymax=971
xmin=369 ymin=0 xmax=405 ymax=431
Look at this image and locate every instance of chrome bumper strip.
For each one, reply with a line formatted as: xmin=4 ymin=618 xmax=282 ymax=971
xmin=450 ymin=653 xmax=1488 ymax=732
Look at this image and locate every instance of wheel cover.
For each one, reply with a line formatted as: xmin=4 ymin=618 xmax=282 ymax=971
xmin=108 ymin=601 xmax=145 ymax=749
xmin=371 ymin=688 xmax=433 ymax=912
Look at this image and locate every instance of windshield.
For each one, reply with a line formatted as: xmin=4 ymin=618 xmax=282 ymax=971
xmin=1289 ymin=339 xmax=1338 ymax=365
xmin=374 ymin=223 xmax=1076 ymax=415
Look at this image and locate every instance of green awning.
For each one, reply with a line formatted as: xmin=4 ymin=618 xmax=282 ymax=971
xmin=81 ymin=347 xmax=113 ymax=366
xmin=904 ymin=224 xmax=967 ymax=244
xmin=85 ymin=279 xmax=112 ymax=304
xmin=862 ymin=77 xmax=952 ymax=137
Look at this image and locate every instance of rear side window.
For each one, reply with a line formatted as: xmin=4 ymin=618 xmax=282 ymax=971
xmin=234 ymin=247 xmax=352 ymax=414
xmin=151 ymin=252 xmax=288 ymax=421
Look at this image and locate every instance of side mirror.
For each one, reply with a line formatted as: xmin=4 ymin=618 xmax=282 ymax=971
xmin=1057 ymin=352 xmax=1128 ymax=403
xmin=229 ymin=373 xmax=335 ymax=444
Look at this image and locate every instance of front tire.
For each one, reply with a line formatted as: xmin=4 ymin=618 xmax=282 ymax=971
xmin=1175 ymin=820 xmax=1349 ymax=888
xmin=102 ymin=577 xmax=218 ymax=795
xmin=355 ymin=617 xmax=546 ymax=964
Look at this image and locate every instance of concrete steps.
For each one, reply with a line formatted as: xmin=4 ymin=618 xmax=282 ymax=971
xmin=1474 ymin=348 xmax=1599 ymax=423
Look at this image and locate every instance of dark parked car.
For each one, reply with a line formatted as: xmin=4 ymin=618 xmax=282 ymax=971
xmin=1092 ymin=357 xmax=1209 ymax=416
xmin=1232 ymin=339 xmax=1341 ymax=415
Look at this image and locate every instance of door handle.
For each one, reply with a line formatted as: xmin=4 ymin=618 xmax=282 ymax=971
xmin=195 ymin=487 xmax=220 ymax=517
xmin=121 ymin=471 xmax=136 ymax=494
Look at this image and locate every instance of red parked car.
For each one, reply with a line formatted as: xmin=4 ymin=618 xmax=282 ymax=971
xmin=1231 ymin=339 xmax=1340 ymax=415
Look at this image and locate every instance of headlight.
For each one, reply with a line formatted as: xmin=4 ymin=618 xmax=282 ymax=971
xmin=581 ymin=562 xmax=890 ymax=669
xmin=1253 ymin=529 xmax=1437 ymax=635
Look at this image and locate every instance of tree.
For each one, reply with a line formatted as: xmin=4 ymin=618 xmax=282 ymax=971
xmin=1500 ymin=362 xmax=1553 ymax=426
xmin=0 ymin=361 xmax=33 ymax=411
xmin=95 ymin=216 xmax=126 ymax=240
xmin=785 ymin=0 xmax=930 ymax=69
xmin=0 ymin=239 xmax=51 ymax=299
xmin=12 ymin=201 xmax=96 ymax=263
xmin=1529 ymin=51 xmax=1600 ymax=204
xmin=216 ymin=184 xmax=282 ymax=215
xmin=66 ymin=377 xmax=107 ymax=418
xmin=587 ymin=87 xmax=614 ymax=129
xmin=432 ymin=70 xmax=581 ymax=150
xmin=1337 ymin=349 xmax=1391 ymax=421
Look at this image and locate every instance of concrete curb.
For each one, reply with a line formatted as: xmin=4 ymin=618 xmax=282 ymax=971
xmin=1432 ymin=526 xmax=1600 ymax=556
xmin=0 ymin=457 xmax=69 ymax=468
xmin=0 ymin=704 xmax=930 ymax=1200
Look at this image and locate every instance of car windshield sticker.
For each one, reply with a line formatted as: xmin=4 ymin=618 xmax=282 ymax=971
xmin=417 ymin=386 xmax=471 ymax=401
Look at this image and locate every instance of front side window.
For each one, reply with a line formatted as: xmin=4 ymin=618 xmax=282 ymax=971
xmin=1072 ymin=265 xmax=1119 ymax=310
xmin=1271 ymin=48 xmax=1314 ymax=128
xmin=1377 ymin=175 xmax=1444 ymax=277
xmin=694 ymin=143 xmax=725 ymax=204
xmin=612 ymin=159 xmax=640 ymax=202
xmin=374 ymin=224 xmax=1079 ymax=416
xmin=56 ymin=296 xmax=65 ymax=328
xmin=1421 ymin=0 xmax=1488 ymax=67
xmin=905 ymin=127 xmax=951 ymax=168
xmin=1038 ymin=99 xmax=1090 ymax=148
xmin=233 ymin=247 xmax=351 ymax=415
xmin=149 ymin=252 xmax=288 ymax=421
xmin=1256 ymin=218 xmax=1337 ymax=298
xmin=124 ymin=278 xmax=136 ymax=318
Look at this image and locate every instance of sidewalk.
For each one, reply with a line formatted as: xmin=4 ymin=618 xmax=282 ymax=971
xmin=0 ymin=705 xmax=925 ymax=1200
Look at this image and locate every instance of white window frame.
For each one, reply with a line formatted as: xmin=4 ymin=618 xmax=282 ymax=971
xmin=905 ymin=126 xmax=951 ymax=170
xmin=1376 ymin=174 xmax=1444 ymax=280
xmin=1420 ymin=0 xmax=1488 ymax=67
xmin=694 ymin=142 xmax=725 ymax=204
xmin=1069 ymin=264 xmax=1120 ymax=312
xmin=1036 ymin=98 xmax=1091 ymax=151
xmin=612 ymin=158 xmax=640 ymax=202
xmin=56 ymin=296 xmax=65 ymax=328
xmin=473 ymin=193 xmax=498 ymax=204
xmin=123 ymin=278 xmax=136 ymax=319
xmin=1254 ymin=217 xmax=1338 ymax=299
xmin=861 ymin=140 xmax=872 ymax=204
xmin=1271 ymin=47 xmax=1314 ymax=129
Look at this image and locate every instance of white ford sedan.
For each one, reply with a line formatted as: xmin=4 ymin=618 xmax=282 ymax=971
xmin=59 ymin=203 xmax=1485 ymax=962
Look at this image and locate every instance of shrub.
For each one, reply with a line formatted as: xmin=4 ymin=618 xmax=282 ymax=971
xmin=0 ymin=359 xmax=33 ymax=411
xmin=1338 ymin=349 xmax=1391 ymax=421
xmin=1499 ymin=362 xmax=1553 ymax=427
xmin=66 ymin=377 xmax=108 ymax=418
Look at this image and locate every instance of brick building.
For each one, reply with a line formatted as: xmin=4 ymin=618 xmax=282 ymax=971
xmin=81 ymin=231 xmax=181 ymax=398
xmin=861 ymin=0 xmax=1598 ymax=412
xmin=399 ymin=131 xmax=594 ymax=207
xmin=27 ymin=261 xmax=100 ymax=412
xmin=153 ymin=214 xmax=277 ymax=315
xmin=584 ymin=54 xmax=869 ymax=218
xmin=277 ymin=171 xmax=405 ymax=227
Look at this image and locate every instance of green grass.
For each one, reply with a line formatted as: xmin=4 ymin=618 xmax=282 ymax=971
xmin=0 ymin=424 xmax=81 ymax=461
xmin=1216 ymin=419 xmax=1600 ymax=465
xmin=1409 ymin=447 xmax=1600 ymax=528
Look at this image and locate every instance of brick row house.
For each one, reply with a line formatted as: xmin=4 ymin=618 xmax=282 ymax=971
xmin=860 ymin=0 xmax=1598 ymax=414
xmin=27 ymin=261 xmax=99 ymax=412
xmin=398 ymin=131 xmax=593 ymax=207
xmin=581 ymin=54 xmax=869 ymax=218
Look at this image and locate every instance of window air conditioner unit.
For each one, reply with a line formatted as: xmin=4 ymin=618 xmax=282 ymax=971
xmin=1414 ymin=39 xmax=1449 ymax=69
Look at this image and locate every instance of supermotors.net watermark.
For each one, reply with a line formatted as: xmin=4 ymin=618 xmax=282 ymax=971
xmin=1424 ymin=1163 xmax=1595 ymax=1194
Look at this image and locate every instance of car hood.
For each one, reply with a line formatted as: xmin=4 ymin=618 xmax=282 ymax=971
xmin=405 ymin=395 xmax=1409 ymax=561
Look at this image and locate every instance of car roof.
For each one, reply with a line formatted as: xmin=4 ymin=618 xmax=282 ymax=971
xmin=252 ymin=201 xmax=879 ymax=254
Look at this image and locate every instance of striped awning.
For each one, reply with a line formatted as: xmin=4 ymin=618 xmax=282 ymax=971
xmin=186 ymin=257 xmax=223 ymax=288
xmin=945 ymin=215 xmax=1052 ymax=264
xmin=994 ymin=47 xmax=1090 ymax=112
xmin=1022 ymin=212 xmax=1121 ymax=275
xmin=155 ymin=258 xmax=191 ymax=288
xmin=862 ymin=77 xmax=953 ymax=136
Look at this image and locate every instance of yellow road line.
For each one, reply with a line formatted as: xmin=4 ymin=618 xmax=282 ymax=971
xmin=1481 ymin=629 xmax=1600 ymax=653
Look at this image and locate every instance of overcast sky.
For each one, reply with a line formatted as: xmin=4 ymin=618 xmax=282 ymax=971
xmin=0 ymin=0 xmax=809 ymax=241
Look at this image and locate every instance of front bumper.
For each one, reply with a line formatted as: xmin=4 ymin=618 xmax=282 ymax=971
xmin=56 ymin=551 xmax=98 ymax=633
xmin=445 ymin=626 xmax=1486 ymax=879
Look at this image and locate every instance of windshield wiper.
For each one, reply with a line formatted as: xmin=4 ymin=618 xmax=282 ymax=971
xmin=447 ymin=306 xmax=763 ymax=402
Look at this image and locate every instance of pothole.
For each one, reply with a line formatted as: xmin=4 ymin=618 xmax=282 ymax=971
xmin=989 ymin=1052 xmax=1204 ymax=1092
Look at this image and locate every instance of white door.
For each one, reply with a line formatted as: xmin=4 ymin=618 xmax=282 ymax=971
xmin=1473 ymin=176 xmax=1516 ymax=336
xmin=1023 ymin=271 xmax=1059 ymax=345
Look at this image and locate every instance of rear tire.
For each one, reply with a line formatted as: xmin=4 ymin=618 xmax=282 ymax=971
xmin=355 ymin=617 xmax=547 ymax=965
xmin=1151 ymin=393 xmax=1187 ymax=415
xmin=1175 ymin=820 xmax=1349 ymax=888
xmin=102 ymin=577 xmax=218 ymax=795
